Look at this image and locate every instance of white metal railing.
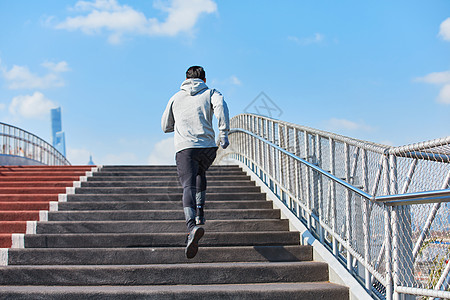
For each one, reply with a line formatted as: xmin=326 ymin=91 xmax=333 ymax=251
xmin=0 ymin=122 xmax=70 ymax=166
xmin=216 ymin=113 xmax=450 ymax=300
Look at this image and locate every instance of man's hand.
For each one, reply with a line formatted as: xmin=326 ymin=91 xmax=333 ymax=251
xmin=220 ymin=136 xmax=229 ymax=149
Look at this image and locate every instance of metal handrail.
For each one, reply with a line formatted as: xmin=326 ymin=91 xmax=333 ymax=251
xmin=376 ymin=189 xmax=450 ymax=206
xmin=0 ymin=122 xmax=70 ymax=166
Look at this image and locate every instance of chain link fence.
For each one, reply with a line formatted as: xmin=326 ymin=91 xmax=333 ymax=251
xmin=216 ymin=113 xmax=450 ymax=300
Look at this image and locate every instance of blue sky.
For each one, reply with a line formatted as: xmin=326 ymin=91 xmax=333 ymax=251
xmin=0 ymin=0 xmax=449 ymax=165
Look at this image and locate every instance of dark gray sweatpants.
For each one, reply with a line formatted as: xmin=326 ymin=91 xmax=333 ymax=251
xmin=175 ymin=147 xmax=217 ymax=232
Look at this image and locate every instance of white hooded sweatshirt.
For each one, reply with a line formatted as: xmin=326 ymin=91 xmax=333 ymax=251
xmin=161 ymin=78 xmax=230 ymax=153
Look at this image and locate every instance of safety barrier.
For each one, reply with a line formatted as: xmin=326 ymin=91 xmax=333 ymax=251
xmin=216 ymin=113 xmax=450 ymax=300
xmin=0 ymin=122 xmax=70 ymax=166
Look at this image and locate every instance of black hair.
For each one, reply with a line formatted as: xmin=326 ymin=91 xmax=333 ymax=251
xmin=186 ymin=66 xmax=206 ymax=80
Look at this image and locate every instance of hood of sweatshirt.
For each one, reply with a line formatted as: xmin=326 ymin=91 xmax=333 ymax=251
xmin=180 ymin=78 xmax=208 ymax=96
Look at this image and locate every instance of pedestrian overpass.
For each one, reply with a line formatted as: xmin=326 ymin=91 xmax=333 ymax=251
xmin=1 ymin=116 xmax=450 ymax=299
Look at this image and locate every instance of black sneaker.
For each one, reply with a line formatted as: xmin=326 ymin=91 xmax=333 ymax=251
xmin=185 ymin=226 xmax=205 ymax=259
xmin=195 ymin=216 xmax=206 ymax=225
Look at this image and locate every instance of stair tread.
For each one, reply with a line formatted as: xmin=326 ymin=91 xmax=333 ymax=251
xmin=7 ymin=245 xmax=312 ymax=265
xmin=0 ymin=261 xmax=327 ymax=271
xmin=0 ymin=281 xmax=348 ymax=293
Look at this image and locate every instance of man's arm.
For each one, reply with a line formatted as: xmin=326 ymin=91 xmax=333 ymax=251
xmin=161 ymin=97 xmax=175 ymax=133
xmin=210 ymin=89 xmax=230 ymax=142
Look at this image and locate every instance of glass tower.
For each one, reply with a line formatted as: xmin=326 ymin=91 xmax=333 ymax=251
xmin=51 ymin=107 xmax=66 ymax=157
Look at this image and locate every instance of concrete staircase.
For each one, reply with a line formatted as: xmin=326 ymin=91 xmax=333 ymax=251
xmin=0 ymin=165 xmax=349 ymax=299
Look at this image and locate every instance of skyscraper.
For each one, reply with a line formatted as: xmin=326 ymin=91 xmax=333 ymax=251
xmin=51 ymin=107 xmax=66 ymax=157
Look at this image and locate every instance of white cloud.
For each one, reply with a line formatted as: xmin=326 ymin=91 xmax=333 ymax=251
xmin=439 ymin=17 xmax=450 ymax=41
xmin=288 ymin=33 xmax=324 ymax=45
xmin=150 ymin=0 xmax=217 ymax=36
xmin=148 ymin=137 xmax=176 ymax=165
xmin=41 ymin=61 xmax=70 ymax=73
xmin=415 ymin=70 xmax=450 ymax=105
xmin=438 ymin=84 xmax=450 ymax=104
xmin=324 ymin=118 xmax=372 ymax=132
xmin=415 ymin=71 xmax=450 ymax=84
xmin=67 ymin=148 xmax=92 ymax=165
xmin=53 ymin=0 xmax=217 ymax=44
xmin=9 ymin=92 xmax=57 ymax=119
xmin=1 ymin=60 xmax=69 ymax=90
xmin=230 ymin=75 xmax=241 ymax=86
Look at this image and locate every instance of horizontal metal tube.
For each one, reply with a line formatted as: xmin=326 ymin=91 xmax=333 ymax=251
xmin=395 ymin=151 xmax=450 ymax=163
xmin=388 ymin=136 xmax=450 ymax=155
xmin=375 ymin=189 xmax=450 ymax=206
xmin=395 ymin=286 xmax=450 ymax=298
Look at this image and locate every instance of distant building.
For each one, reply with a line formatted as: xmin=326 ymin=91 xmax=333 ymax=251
xmin=51 ymin=107 xmax=66 ymax=157
xmin=88 ymin=155 xmax=95 ymax=166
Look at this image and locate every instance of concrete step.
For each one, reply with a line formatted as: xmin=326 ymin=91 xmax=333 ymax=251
xmin=87 ymin=174 xmax=251 ymax=181
xmin=0 ymin=211 xmax=40 ymax=221
xmin=35 ymin=219 xmax=290 ymax=233
xmin=93 ymin=170 xmax=246 ymax=177
xmin=80 ymin=180 xmax=256 ymax=187
xmin=0 ymin=182 xmax=74 ymax=188
xmin=0 ymin=261 xmax=329 ymax=286
xmin=0 ymin=202 xmax=50 ymax=211
xmin=73 ymin=186 xmax=261 ymax=194
xmin=0 ymin=234 xmax=14 ymax=247
xmin=7 ymin=245 xmax=311 ymax=265
xmin=0 ymin=282 xmax=349 ymax=300
xmin=22 ymin=231 xmax=299 ymax=248
xmin=101 ymin=165 xmax=241 ymax=171
xmin=0 ymin=221 xmax=27 ymax=233
xmin=0 ymin=195 xmax=58 ymax=202
xmin=0 ymin=187 xmax=67 ymax=194
xmin=57 ymin=200 xmax=273 ymax=211
xmin=47 ymin=209 xmax=280 ymax=221
xmin=0 ymin=171 xmax=88 ymax=177
xmin=0 ymin=166 xmax=93 ymax=172
xmin=65 ymin=192 xmax=266 ymax=202
xmin=0 ymin=176 xmax=81 ymax=182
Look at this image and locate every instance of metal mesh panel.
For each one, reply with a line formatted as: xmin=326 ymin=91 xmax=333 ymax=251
xmin=216 ymin=114 xmax=450 ymax=300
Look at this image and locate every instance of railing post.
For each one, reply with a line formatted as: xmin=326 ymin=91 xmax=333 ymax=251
xmin=362 ymin=149 xmax=372 ymax=293
xmin=390 ymin=154 xmax=414 ymax=300
xmin=285 ymin=126 xmax=292 ymax=207
xmin=293 ymin=128 xmax=301 ymax=217
xmin=384 ymin=154 xmax=393 ymax=300
xmin=329 ymin=138 xmax=338 ymax=257
xmin=315 ymin=134 xmax=324 ymax=243
xmin=277 ymin=124 xmax=283 ymax=198
xmin=304 ymin=131 xmax=312 ymax=229
xmin=271 ymin=121 xmax=276 ymax=191
xmin=345 ymin=142 xmax=353 ymax=272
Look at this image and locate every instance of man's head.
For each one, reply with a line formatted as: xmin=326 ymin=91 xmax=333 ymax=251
xmin=186 ymin=66 xmax=206 ymax=82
